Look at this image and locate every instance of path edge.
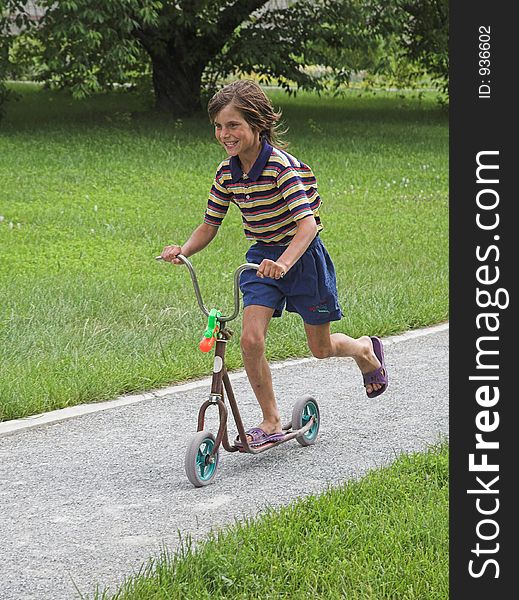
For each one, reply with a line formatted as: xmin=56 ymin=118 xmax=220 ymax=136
xmin=0 ymin=322 xmax=449 ymax=438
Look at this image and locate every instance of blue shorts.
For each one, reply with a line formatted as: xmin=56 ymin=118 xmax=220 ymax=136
xmin=239 ymin=236 xmax=343 ymax=325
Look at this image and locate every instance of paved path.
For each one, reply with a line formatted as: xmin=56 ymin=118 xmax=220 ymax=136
xmin=0 ymin=325 xmax=448 ymax=600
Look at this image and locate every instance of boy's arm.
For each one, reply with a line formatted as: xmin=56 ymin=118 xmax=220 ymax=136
xmin=161 ymin=222 xmax=218 ymax=264
xmin=257 ymin=216 xmax=318 ymax=279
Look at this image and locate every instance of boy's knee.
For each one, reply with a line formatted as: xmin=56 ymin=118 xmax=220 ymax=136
xmin=240 ymin=331 xmax=265 ymax=356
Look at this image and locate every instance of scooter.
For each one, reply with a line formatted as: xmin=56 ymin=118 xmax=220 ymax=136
xmin=157 ymin=254 xmax=320 ymax=487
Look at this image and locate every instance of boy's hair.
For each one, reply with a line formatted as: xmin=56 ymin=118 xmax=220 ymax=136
xmin=207 ymin=80 xmax=288 ymax=148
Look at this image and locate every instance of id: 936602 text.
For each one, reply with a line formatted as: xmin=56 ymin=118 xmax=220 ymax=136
xmin=478 ymin=25 xmax=491 ymax=99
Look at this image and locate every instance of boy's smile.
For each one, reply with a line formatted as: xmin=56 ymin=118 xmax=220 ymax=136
xmin=214 ymin=104 xmax=261 ymax=172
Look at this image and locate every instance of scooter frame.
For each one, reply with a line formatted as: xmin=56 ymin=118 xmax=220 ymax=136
xmin=156 ymin=254 xmax=318 ymax=482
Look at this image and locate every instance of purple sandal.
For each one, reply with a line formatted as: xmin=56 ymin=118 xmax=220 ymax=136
xmin=363 ymin=336 xmax=388 ymax=398
xmin=235 ymin=427 xmax=285 ymax=448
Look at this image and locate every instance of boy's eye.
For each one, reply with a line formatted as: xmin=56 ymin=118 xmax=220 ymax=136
xmin=214 ymin=122 xmax=241 ymax=130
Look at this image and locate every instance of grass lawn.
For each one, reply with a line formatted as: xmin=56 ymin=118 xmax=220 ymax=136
xmin=0 ymin=84 xmax=448 ymax=421
xmin=92 ymin=443 xmax=448 ymax=599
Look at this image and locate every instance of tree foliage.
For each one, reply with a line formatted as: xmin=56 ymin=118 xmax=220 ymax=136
xmin=363 ymin=0 xmax=448 ymax=93
xmin=1 ymin=0 xmax=448 ymax=119
xmin=0 ymin=0 xmax=27 ymax=119
xmin=400 ymin=0 xmax=448 ymax=91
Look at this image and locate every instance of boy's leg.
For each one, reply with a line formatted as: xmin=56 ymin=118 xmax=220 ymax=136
xmin=303 ymin=322 xmax=383 ymax=395
xmin=240 ymin=305 xmax=283 ymax=435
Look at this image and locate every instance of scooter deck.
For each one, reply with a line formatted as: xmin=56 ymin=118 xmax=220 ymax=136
xmin=233 ymin=416 xmax=315 ymax=454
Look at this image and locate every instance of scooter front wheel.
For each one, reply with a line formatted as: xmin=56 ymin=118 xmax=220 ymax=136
xmin=185 ymin=431 xmax=219 ymax=487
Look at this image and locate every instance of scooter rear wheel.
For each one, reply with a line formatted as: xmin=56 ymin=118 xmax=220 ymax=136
xmin=292 ymin=395 xmax=320 ymax=446
xmin=185 ymin=431 xmax=219 ymax=487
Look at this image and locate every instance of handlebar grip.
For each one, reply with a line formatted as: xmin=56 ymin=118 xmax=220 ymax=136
xmin=199 ymin=336 xmax=215 ymax=352
xmin=155 ymin=255 xmax=182 ymax=262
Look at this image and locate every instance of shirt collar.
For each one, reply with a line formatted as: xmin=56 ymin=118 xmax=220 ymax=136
xmin=230 ymin=138 xmax=273 ymax=183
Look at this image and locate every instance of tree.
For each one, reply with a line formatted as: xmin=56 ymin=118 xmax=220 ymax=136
xmin=1 ymin=0 xmax=382 ymax=117
xmin=1 ymin=1 xmax=448 ymax=120
xmin=400 ymin=0 xmax=448 ymax=92
xmin=362 ymin=0 xmax=448 ymax=94
xmin=1 ymin=0 xmax=34 ymax=119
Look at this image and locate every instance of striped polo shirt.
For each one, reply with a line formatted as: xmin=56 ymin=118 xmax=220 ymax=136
xmin=204 ymin=140 xmax=323 ymax=245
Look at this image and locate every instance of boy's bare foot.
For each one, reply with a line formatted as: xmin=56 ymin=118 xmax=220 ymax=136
xmin=257 ymin=419 xmax=283 ymax=435
xmin=354 ymin=336 xmax=383 ymax=395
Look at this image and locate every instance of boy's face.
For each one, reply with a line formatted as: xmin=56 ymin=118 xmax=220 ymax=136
xmin=214 ymin=104 xmax=260 ymax=158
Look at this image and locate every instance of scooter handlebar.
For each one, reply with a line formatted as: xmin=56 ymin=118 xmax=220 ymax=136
xmin=155 ymin=254 xmax=259 ymax=322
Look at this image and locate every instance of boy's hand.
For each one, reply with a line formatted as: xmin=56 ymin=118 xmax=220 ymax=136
xmin=257 ymin=259 xmax=288 ymax=280
xmin=161 ymin=245 xmax=184 ymax=265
